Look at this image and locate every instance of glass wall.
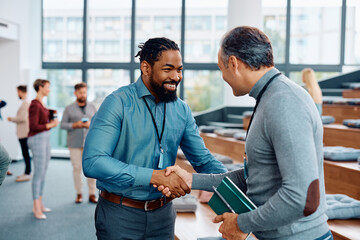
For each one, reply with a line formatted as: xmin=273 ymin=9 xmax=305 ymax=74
xmin=263 ymin=0 xmax=287 ymax=64
xmin=345 ymin=0 xmax=360 ymax=65
xmin=289 ymin=71 xmax=339 ymax=85
xmin=42 ymin=0 xmax=360 ymax=150
xmin=184 ymin=70 xmax=224 ymax=112
xmin=87 ymin=69 xmax=130 ymax=108
xmin=45 ymin=69 xmax=82 ymax=149
xmin=43 ymin=0 xmax=84 ymax=62
xmin=290 ymin=0 xmax=342 ymax=65
xmin=88 ymin=0 xmax=132 ymax=62
xmin=185 ymin=0 xmax=227 ymax=63
xmin=135 ymin=0 xmax=182 ymax=61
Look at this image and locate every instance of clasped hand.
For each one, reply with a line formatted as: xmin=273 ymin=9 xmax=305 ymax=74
xmin=153 ymin=166 xmax=248 ymax=240
xmin=152 ymin=165 xmax=192 ymax=198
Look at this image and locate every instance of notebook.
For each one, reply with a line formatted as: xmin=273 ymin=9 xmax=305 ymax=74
xmin=208 ymin=176 xmax=257 ymax=215
xmin=209 ymin=176 xmax=257 ymax=240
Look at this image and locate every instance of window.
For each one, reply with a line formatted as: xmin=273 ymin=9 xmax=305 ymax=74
xmin=289 ymin=0 xmax=342 ymax=64
xmin=67 ymin=17 xmax=82 ymax=33
xmin=135 ymin=0 xmax=182 ymax=60
xmin=45 ymin=69 xmax=82 ymax=149
xmin=87 ymin=69 xmax=130 ymax=109
xmin=88 ymin=0 xmax=131 ymax=62
xmin=263 ymin=0 xmax=287 ymax=63
xmin=43 ymin=0 xmax=83 ymax=62
xmin=185 ymin=0 xmax=228 ymax=63
xmin=44 ymin=40 xmax=63 ymax=59
xmin=44 ymin=17 xmax=64 ymax=32
xmin=184 ymin=70 xmax=224 ymax=112
xmin=289 ymin=71 xmax=339 ymax=85
xmin=42 ymin=0 xmax=360 ymax=150
xmin=345 ymin=0 xmax=360 ymax=65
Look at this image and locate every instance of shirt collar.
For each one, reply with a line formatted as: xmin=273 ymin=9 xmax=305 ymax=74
xmin=249 ymin=68 xmax=280 ymax=100
xmin=135 ymin=76 xmax=155 ymax=100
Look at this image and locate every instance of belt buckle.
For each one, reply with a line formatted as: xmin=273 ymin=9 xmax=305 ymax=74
xmin=144 ymin=198 xmax=164 ymax=211
xmin=144 ymin=199 xmax=155 ymax=211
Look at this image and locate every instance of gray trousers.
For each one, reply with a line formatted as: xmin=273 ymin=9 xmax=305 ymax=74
xmin=95 ymin=195 xmax=176 ymax=240
xmin=28 ymin=131 xmax=51 ymax=200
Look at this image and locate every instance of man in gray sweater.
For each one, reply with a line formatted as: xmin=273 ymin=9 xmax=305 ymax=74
xmin=158 ymin=26 xmax=332 ymax=240
xmin=60 ymin=82 xmax=97 ymax=204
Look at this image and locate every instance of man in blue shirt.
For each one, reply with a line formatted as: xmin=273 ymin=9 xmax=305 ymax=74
xmin=83 ymin=37 xmax=227 ymax=239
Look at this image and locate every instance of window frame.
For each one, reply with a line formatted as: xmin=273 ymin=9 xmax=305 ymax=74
xmin=42 ymin=0 xmax=358 ymax=100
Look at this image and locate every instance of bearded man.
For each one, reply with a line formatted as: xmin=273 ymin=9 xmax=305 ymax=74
xmin=61 ymin=82 xmax=98 ymax=204
xmin=82 ymin=37 xmax=226 ymax=239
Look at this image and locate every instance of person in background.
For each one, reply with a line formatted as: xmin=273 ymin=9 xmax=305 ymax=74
xmin=0 ymin=143 xmax=12 ymax=186
xmin=0 ymin=99 xmax=6 ymax=120
xmin=7 ymin=85 xmax=31 ymax=182
xmin=158 ymin=26 xmax=332 ymax=240
xmin=302 ymin=68 xmax=323 ymax=115
xmin=83 ymin=37 xmax=227 ymax=239
xmin=28 ymin=79 xmax=58 ymax=220
xmin=60 ymin=82 xmax=97 ymax=204
xmin=0 ymin=99 xmax=13 ymax=176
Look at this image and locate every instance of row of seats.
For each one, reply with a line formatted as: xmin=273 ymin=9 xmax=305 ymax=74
xmin=323 ymin=96 xmax=360 ymax=105
xmin=342 ymin=89 xmax=360 ymax=98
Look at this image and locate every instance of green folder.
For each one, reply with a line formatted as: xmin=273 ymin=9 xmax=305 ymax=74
xmin=208 ymin=176 xmax=257 ymax=215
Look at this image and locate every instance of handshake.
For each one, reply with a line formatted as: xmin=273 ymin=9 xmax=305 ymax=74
xmin=150 ymin=166 xmax=192 ymax=198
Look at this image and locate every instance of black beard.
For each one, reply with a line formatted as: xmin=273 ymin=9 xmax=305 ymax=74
xmin=149 ymin=75 xmax=178 ymax=103
xmin=77 ymin=97 xmax=86 ymax=104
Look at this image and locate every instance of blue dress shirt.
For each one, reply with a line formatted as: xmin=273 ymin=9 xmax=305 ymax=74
xmin=83 ymin=77 xmax=227 ymax=201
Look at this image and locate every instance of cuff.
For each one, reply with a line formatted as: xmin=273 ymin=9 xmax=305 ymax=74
xmin=191 ymin=173 xmax=213 ymax=191
xmin=237 ymin=212 xmax=252 ymax=233
xmin=133 ymin=167 xmax=153 ymax=187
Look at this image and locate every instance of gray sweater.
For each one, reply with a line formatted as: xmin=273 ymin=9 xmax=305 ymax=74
xmin=193 ymin=68 xmax=329 ymax=240
xmin=60 ymin=102 xmax=97 ymax=148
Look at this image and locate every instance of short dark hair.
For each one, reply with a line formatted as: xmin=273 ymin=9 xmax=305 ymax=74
xmin=17 ymin=85 xmax=27 ymax=93
xmin=74 ymin=82 xmax=87 ymax=91
xmin=135 ymin=37 xmax=180 ymax=68
xmin=33 ymin=79 xmax=50 ymax=92
xmin=220 ymin=26 xmax=274 ymax=70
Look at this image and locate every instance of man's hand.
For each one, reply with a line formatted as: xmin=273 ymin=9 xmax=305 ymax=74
xmin=150 ymin=169 xmax=190 ymax=198
xmin=82 ymin=120 xmax=91 ymax=129
xmin=72 ymin=120 xmax=84 ymax=129
xmin=7 ymin=117 xmax=12 ymax=121
xmin=213 ymin=213 xmax=248 ymax=240
xmin=154 ymin=165 xmax=192 ymax=197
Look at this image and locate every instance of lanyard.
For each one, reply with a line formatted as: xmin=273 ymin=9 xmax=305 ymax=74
xmin=243 ymin=72 xmax=281 ymax=178
xmin=142 ymin=97 xmax=166 ymax=168
xmin=245 ymin=72 xmax=282 ymax=138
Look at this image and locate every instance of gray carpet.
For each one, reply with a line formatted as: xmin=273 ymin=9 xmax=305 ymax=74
xmin=0 ymin=159 xmax=98 ymax=240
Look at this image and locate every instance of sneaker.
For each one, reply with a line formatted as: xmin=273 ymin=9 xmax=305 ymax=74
xmin=16 ymin=174 xmax=31 ymax=182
